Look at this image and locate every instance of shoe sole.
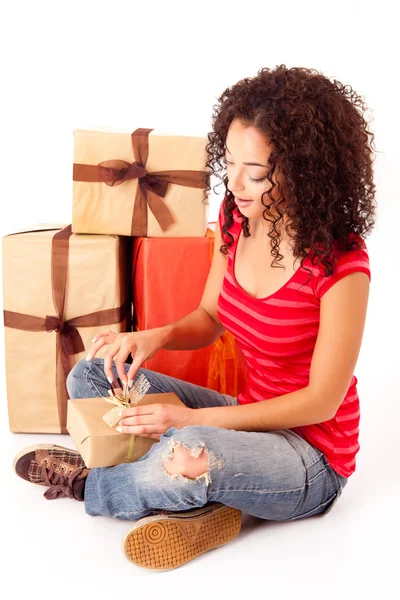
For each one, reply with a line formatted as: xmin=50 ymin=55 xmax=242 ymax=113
xmin=122 ymin=502 xmax=242 ymax=571
xmin=12 ymin=443 xmax=80 ymax=473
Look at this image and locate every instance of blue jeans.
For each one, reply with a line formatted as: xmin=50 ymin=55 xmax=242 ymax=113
xmin=66 ymin=358 xmax=348 ymax=521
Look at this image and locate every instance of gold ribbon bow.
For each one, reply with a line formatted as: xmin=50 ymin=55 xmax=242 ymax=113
xmin=101 ymin=373 xmax=151 ymax=463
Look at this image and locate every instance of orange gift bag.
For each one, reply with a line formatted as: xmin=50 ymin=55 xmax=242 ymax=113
xmin=132 ymin=225 xmax=247 ymax=396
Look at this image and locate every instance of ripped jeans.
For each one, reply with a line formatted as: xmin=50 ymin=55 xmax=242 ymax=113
xmin=66 ymin=358 xmax=348 ymax=521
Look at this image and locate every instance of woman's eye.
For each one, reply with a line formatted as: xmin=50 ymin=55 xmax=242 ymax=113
xmin=226 ymin=160 xmax=267 ymax=184
xmin=248 ymin=176 xmax=268 ymax=184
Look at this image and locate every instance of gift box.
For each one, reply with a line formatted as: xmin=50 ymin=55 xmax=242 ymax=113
xmin=2 ymin=225 xmax=131 ymax=434
xmin=67 ymin=391 xmax=185 ymax=468
xmin=132 ymin=225 xmax=247 ymax=396
xmin=72 ymin=127 xmax=210 ymax=237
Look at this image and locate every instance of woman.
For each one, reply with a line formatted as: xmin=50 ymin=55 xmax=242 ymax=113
xmin=14 ymin=64 xmax=376 ymax=571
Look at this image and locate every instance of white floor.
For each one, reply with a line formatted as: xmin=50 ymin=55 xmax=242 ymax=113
xmin=1 ymin=381 xmax=398 ymax=599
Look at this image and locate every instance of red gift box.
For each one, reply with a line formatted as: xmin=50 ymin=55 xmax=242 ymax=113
xmin=132 ymin=224 xmax=247 ymax=397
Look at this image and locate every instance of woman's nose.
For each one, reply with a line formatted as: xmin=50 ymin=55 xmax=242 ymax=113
xmin=228 ymin=173 xmax=245 ymax=193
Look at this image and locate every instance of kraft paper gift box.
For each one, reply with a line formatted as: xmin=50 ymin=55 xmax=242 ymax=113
xmin=66 ymin=391 xmax=186 ymax=468
xmin=72 ymin=127 xmax=210 ymax=238
xmin=2 ymin=225 xmax=131 ymax=434
xmin=132 ymin=224 xmax=247 ymax=396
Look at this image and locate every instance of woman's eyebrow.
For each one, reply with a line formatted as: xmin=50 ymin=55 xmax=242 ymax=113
xmin=225 ymin=145 xmax=269 ymax=168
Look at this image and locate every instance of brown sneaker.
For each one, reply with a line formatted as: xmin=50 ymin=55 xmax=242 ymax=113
xmin=13 ymin=444 xmax=90 ymax=501
xmin=122 ymin=502 xmax=242 ymax=571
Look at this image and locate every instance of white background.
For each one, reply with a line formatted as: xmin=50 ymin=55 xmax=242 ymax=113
xmin=1 ymin=0 xmax=398 ymax=597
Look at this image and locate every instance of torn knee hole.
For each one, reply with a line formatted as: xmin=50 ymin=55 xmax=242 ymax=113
xmin=162 ymin=442 xmax=208 ymax=480
xmin=161 ymin=438 xmax=224 ymax=485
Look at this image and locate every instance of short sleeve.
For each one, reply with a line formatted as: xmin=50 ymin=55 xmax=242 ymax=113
xmin=315 ymin=243 xmax=371 ymax=300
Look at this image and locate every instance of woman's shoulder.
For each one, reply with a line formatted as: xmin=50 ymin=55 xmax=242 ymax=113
xmin=315 ymin=233 xmax=371 ymax=299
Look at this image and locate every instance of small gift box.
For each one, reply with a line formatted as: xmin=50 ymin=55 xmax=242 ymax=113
xmin=66 ymin=374 xmax=186 ymax=468
xmin=72 ymin=127 xmax=210 ymax=237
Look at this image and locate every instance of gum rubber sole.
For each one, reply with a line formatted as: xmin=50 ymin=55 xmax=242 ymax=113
xmin=122 ymin=503 xmax=242 ymax=571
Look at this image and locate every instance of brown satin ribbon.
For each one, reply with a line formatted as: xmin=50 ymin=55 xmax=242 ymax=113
xmin=73 ymin=128 xmax=210 ymax=236
xmin=3 ymin=225 xmax=129 ymax=433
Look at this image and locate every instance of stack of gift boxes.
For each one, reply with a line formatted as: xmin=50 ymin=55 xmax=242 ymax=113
xmin=2 ymin=127 xmax=247 ymax=467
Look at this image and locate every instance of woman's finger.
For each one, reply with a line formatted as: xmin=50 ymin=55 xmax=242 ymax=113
xmin=116 ymin=424 xmax=162 ymax=436
xmin=120 ymin=406 xmax=155 ymax=419
xmin=103 ymin=340 xmax=123 ymax=383
xmin=126 ymin=353 xmax=147 ymax=388
xmin=87 ymin=330 xmax=116 ymax=360
xmin=86 ymin=339 xmax=108 ymax=361
xmin=114 ymin=350 xmax=132 ymax=385
xmin=120 ymin=414 xmax=156 ymax=427
xmin=91 ymin=329 xmax=114 ymax=343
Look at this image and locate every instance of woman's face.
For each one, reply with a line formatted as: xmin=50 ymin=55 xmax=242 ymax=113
xmin=225 ymin=118 xmax=286 ymax=224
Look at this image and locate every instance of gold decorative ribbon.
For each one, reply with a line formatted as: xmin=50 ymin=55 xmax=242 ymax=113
xmin=102 ymin=394 xmax=136 ymax=462
xmin=102 ymin=374 xmax=151 ymax=463
xmin=3 ymin=225 xmax=130 ymax=433
xmin=73 ymin=128 xmax=210 ymax=236
xmin=207 ymin=331 xmax=240 ymax=396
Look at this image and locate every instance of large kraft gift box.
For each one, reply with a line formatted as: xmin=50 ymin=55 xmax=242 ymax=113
xmin=132 ymin=225 xmax=247 ymax=397
xmin=2 ymin=225 xmax=131 ymax=434
xmin=72 ymin=127 xmax=210 ymax=238
xmin=67 ymin=392 xmax=185 ymax=468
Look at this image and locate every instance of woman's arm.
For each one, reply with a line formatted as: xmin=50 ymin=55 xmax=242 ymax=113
xmin=194 ymin=271 xmax=370 ymax=431
xmin=194 ymin=386 xmax=330 ymax=431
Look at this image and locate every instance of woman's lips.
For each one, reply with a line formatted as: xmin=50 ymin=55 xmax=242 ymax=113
xmin=234 ymin=196 xmax=253 ymax=206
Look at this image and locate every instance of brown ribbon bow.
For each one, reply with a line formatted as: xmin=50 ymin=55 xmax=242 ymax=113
xmin=73 ymin=128 xmax=210 ymax=236
xmin=3 ymin=226 xmax=129 ymax=433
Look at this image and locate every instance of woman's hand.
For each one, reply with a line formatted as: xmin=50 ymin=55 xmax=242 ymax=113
xmin=116 ymin=401 xmax=197 ymax=440
xmin=86 ymin=328 xmax=164 ymax=386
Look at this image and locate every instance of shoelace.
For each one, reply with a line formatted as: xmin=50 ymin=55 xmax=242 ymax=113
xmin=41 ymin=460 xmax=85 ymax=500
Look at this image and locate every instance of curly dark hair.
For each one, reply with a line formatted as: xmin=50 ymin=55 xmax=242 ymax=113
xmin=203 ymin=64 xmax=377 ymax=280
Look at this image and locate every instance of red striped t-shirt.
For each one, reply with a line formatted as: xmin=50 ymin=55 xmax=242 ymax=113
xmin=216 ymin=199 xmax=371 ymax=478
